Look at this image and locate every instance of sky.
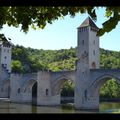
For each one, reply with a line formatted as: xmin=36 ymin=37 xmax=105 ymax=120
xmin=1 ymin=7 xmax=120 ymax=51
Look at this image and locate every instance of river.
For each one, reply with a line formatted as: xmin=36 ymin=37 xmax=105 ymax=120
xmin=0 ymin=99 xmax=120 ymax=113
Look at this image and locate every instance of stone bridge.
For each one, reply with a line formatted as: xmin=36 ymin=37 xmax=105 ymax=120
xmin=5 ymin=68 xmax=120 ymax=108
xmin=9 ymin=70 xmax=75 ymax=105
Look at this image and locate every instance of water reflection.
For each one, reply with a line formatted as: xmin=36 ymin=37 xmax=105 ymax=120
xmin=99 ymin=102 xmax=120 ymax=113
xmin=0 ymin=100 xmax=120 ymax=113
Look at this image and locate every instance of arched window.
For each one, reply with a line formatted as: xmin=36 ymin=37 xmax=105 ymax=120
xmin=92 ymin=62 xmax=96 ymax=69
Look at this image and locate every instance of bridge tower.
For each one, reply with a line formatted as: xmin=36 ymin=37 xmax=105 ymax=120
xmin=75 ymin=17 xmax=99 ymax=109
xmin=0 ymin=39 xmax=12 ymax=98
xmin=0 ymin=40 xmax=12 ymax=73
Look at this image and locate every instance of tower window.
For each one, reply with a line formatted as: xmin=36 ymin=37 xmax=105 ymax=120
xmin=82 ymin=40 xmax=84 ymax=45
xmin=93 ymin=50 xmax=95 ymax=55
xmin=84 ymin=90 xmax=87 ymax=99
xmin=4 ymin=49 xmax=6 ymax=52
xmin=84 ymin=51 xmax=86 ymax=57
xmin=7 ymin=50 xmax=9 ymax=53
xmin=4 ymin=56 xmax=7 ymax=59
xmin=84 ymin=51 xmax=88 ymax=57
xmin=94 ymin=40 xmax=95 ymax=45
xmin=45 ymin=89 xmax=49 ymax=96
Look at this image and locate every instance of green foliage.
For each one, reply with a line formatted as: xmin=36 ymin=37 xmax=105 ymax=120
xmin=11 ymin=60 xmax=24 ymax=73
xmin=11 ymin=45 xmax=77 ymax=73
xmin=0 ymin=7 xmax=120 ymax=36
xmin=100 ymin=79 xmax=120 ymax=99
xmin=61 ymin=81 xmax=74 ymax=97
xmin=100 ymin=48 xmax=120 ymax=69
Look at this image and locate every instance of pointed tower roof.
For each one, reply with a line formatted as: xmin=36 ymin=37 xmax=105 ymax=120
xmin=77 ymin=17 xmax=99 ymax=29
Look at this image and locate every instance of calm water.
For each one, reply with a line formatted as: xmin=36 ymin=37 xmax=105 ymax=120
xmin=0 ymin=99 xmax=120 ymax=113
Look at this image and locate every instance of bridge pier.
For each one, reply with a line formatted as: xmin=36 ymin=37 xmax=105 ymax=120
xmin=37 ymin=71 xmax=61 ymax=106
xmin=74 ymin=93 xmax=99 ymax=110
xmin=74 ymin=69 xmax=100 ymax=110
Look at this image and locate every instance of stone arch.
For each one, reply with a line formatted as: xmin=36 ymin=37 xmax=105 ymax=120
xmin=52 ymin=75 xmax=74 ymax=95
xmin=88 ymin=74 xmax=120 ymax=98
xmin=21 ymin=79 xmax=37 ymax=93
xmin=32 ymin=82 xmax=37 ymax=105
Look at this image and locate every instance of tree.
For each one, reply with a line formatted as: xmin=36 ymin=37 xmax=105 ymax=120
xmin=61 ymin=80 xmax=74 ymax=97
xmin=0 ymin=7 xmax=120 ymax=36
xmin=11 ymin=60 xmax=24 ymax=73
xmin=100 ymin=79 xmax=120 ymax=99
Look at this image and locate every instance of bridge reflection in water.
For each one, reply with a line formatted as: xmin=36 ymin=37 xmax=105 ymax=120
xmin=0 ymin=99 xmax=120 ymax=113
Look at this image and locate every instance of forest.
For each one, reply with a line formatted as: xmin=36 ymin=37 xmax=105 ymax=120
xmin=11 ymin=45 xmax=120 ymax=99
